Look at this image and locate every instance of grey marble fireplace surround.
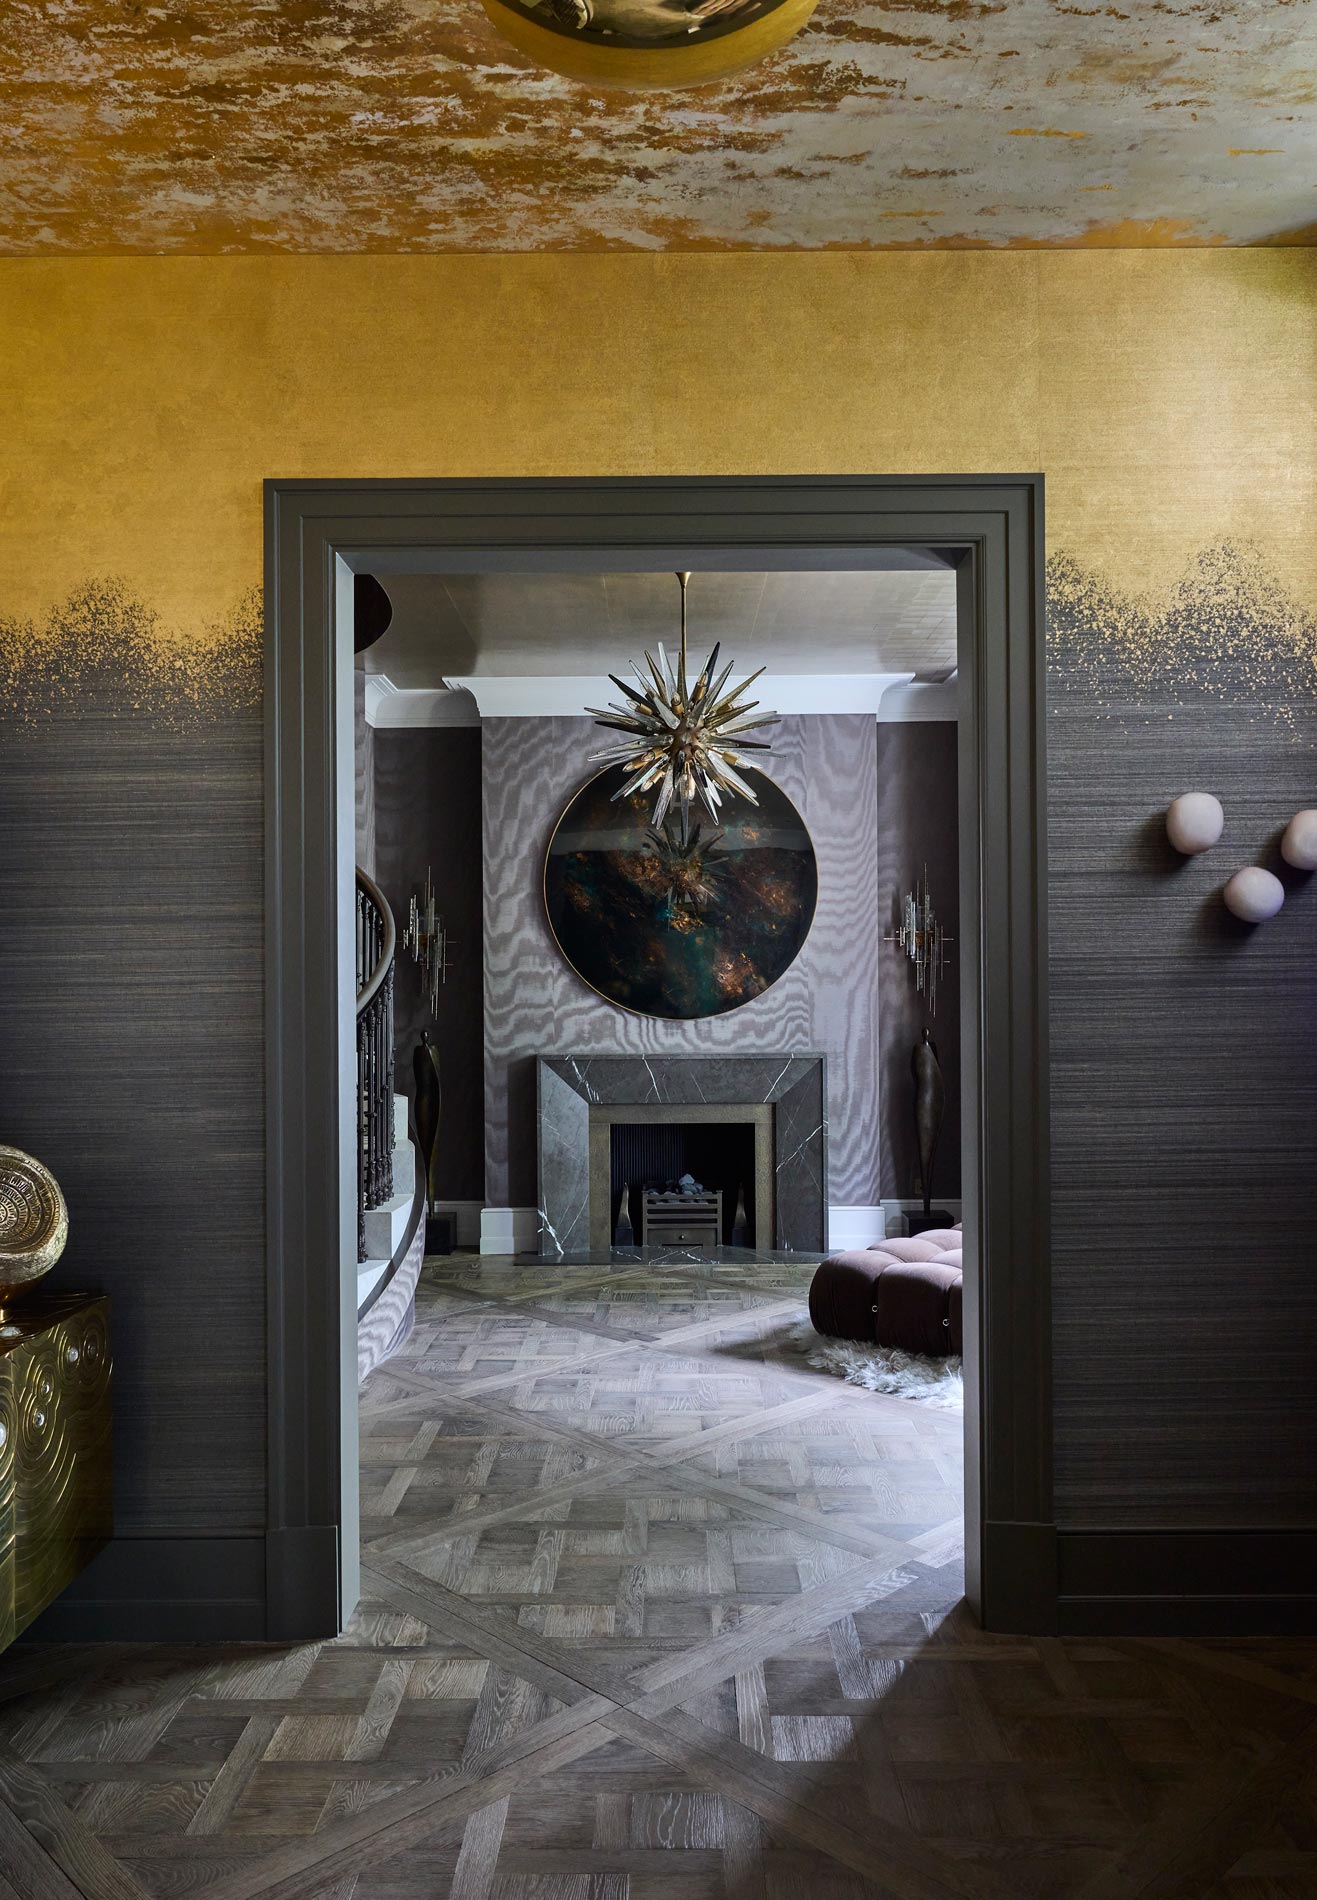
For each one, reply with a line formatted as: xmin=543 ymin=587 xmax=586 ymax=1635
xmin=536 ymin=1054 xmax=827 ymax=1257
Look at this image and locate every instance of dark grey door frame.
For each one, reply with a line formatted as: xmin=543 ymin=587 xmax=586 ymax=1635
xmin=263 ymin=475 xmax=1052 ymax=1638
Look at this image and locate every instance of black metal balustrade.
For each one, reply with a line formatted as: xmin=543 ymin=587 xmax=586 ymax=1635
xmin=356 ymin=868 xmax=396 ymax=1262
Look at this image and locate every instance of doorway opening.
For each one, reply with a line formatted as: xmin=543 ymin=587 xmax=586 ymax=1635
xmin=263 ymin=476 xmax=1051 ymax=1641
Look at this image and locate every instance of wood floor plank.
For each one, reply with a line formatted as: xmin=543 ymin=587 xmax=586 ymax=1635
xmin=629 ymin=1555 xmax=926 ymax=1708
xmin=1138 ymin=1639 xmax=1317 ymax=1711
xmin=661 ymin=1446 xmax=922 ymax=1560
xmin=1068 ymin=1718 xmax=1317 ymax=1900
xmin=603 ymin=1705 xmax=1005 ymax=1900
xmin=196 ymin=1717 xmax=618 ymax=1900
xmin=361 ymin=1556 xmax=620 ymax=1707
xmin=447 ymin=1794 xmax=509 ymax=1900
xmin=0 ymin=1650 xmax=124 ymax=1714
xmin=0 ymin=1750 xmax=151 ymax=1900
xmin=184 ymin=1715 xmax=280 ymax=1836
xmin=0 ymin=1795 xmax=87 ymax=1900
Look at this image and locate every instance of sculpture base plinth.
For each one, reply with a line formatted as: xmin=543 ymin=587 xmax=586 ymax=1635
xmin=907 ymin=1209 xmax=953 ymax=1237
xmin=424 ymin=1214 xmax=454 ymax=1257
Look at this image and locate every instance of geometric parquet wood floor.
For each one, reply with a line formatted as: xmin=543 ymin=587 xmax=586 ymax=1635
xmin=2 ymin=1249 xmax=1315 ymax=1898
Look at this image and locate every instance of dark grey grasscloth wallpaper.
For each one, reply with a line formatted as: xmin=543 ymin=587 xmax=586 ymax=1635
xmin=0 ymin=584 xmax=266 ymax=1570
xmin=481 ymin=714 xmax=882 ymax=1213
xmin=1048 ymin=547 xmax=1317 ymax=1529
xmin=876 ymin=721 xmax=962 ymax=1203
xmin=371 ymin=727 xmax=485 ymax=1204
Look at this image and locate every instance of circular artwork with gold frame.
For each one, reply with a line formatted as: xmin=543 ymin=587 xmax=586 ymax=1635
xmin=544 ymin=764 xmax=817 ymax=1020
xmin=481 ymin=0 xmax=817 ymax=89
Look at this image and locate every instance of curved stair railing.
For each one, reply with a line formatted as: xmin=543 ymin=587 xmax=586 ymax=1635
xmin=356 ymin=867 xmax=395 ymax=1262
xmin=358 ymin=1115 xmax=426 ymax=1324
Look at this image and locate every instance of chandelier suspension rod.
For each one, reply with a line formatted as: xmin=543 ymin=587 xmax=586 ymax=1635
xmin=677 ymin=569 xmax=691 ymax=679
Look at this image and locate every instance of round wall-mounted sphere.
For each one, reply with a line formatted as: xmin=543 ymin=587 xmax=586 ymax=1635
xmin=1280 ymin=809 xmax=1317 ymax=871
xmin=1165 ymin=792 xmax=1224 ymax=856
xmin=1223 ymin=867 xmax=1285 ymax=923
xmin=481 ymin=0 xmax=817 ymax=89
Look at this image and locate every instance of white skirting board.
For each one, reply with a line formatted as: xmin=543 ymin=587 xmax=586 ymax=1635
xmin=826 ymin=1206 xmax=887 ymax=1250
xmin=480 ymin=1206 xmax=541 ymax=1255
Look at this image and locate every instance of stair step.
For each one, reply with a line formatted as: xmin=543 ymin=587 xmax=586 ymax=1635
xmin=362 ymin=1132 xmax=417 ymax=1261
xmin=358 ymin=1260 xmax=388 ymax=1307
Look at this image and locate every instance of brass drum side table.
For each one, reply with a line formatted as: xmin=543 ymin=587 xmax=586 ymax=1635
xmin=0 ymin=1293 xmax=112 ymax=1649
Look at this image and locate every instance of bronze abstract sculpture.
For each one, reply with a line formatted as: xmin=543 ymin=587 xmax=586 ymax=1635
xmin=412 ymin=1032 xmax=443 ymax=1219
xmin=0 ymin=1147 xmax=68 ymax=1325
xmin=911 ymin=1030 xmax=946 ymax=1234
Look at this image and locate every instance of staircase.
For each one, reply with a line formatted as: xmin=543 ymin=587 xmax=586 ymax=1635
xmin=357 ymin=1092 xmax=414 ymax=1308
xmin=356 ymin=868 xmax=425 ymax=1383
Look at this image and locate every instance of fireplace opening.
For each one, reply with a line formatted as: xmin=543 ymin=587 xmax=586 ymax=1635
xmin=609 ymin=1120 xmax=759 ymax=1248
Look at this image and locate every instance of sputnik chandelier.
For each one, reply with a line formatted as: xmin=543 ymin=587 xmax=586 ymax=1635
xmin=587 ymin=572 xmax=780 ymax=828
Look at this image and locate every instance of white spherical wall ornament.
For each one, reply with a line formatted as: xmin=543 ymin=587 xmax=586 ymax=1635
xmin=1223 ymin=867 xmax=1285 ymax=923
xmin=1165 ymin=792 xmax=1224 ymax=855
xmin=1280 ymin=809 xmax=1317 ymax=871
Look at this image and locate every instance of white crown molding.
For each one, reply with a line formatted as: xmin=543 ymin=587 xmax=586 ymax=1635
xmin=874 ymin=676 xmax=959 ymax=722
xmin=363 ymin=673 xmax=481 ymax=728
xmin=365 ymin=671 xmax=958 ymax=726
xmin=451 ymin=673 xmax=916 ymax=719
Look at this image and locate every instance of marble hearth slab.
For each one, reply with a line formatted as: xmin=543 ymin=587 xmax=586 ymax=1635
xmin=536 ymin=1054 xmax=827 ymax=1259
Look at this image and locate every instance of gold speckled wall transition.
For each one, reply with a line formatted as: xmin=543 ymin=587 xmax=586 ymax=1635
xmin=1 ymin=251 xmax=1314 ymax=641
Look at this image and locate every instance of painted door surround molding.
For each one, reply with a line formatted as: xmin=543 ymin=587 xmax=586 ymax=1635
xmin=264 ymin=475 xmax=1052 ymax=1639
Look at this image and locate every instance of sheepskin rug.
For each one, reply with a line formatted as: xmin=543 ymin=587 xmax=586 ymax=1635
xmin=790 ymin=1321 xmax=963 ymax=1410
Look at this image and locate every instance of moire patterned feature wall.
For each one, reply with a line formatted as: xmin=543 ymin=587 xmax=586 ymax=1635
xmin=482 ymin=715 xmax=882 ymax=1212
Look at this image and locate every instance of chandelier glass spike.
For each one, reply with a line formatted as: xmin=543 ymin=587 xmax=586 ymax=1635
xmin=587 ymin=572 xmax=780 ymax=827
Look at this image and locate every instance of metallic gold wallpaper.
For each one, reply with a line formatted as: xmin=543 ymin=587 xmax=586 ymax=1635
xmin=2 ymin=251 xmax=1313 ymax=631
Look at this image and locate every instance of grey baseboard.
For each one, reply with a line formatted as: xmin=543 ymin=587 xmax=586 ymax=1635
xmin=1057 ymin=1527 xmax=1317 ymax=1635
xmin=21 ymin=1534 xmax=267 ymax=1643
xmin=266 ymin=1524 xmax=343 ymax=1642
xmin=980 ymin=1520 xmax=1058 ymax=1634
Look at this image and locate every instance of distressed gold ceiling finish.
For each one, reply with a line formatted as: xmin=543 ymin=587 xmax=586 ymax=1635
xmin=2 ymin=0 xmax=1314 ymax=252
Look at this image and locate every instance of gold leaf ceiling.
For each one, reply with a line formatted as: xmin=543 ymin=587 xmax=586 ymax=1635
xmin=2 ymin=0 xmax=1314 ymax=253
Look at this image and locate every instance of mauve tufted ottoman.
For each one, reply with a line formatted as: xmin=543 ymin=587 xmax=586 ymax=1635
xmin=808 ymin=1229 xmax=962 ymax=1356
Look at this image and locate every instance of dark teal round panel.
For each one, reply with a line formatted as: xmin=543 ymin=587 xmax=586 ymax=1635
xmin=544 ymin=765 xmax=817 ymax=1020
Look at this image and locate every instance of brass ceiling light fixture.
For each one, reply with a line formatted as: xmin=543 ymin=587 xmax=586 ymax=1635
xmin=479 ymin=0 xmax=816 ymax=90
xmin=587 ymin=570 xmax=779 ymax=827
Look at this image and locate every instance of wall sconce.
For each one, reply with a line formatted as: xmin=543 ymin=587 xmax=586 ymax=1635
xmin=1166 ymin=792 xmax=1224 ymax=855
xmin=884 ymin=865 xmax=952 ymax=1015
xmin=403 ymin=867 xmax=452 ymax=1016
xmin=1223 ymin=867 xmax=1285 ymax=923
